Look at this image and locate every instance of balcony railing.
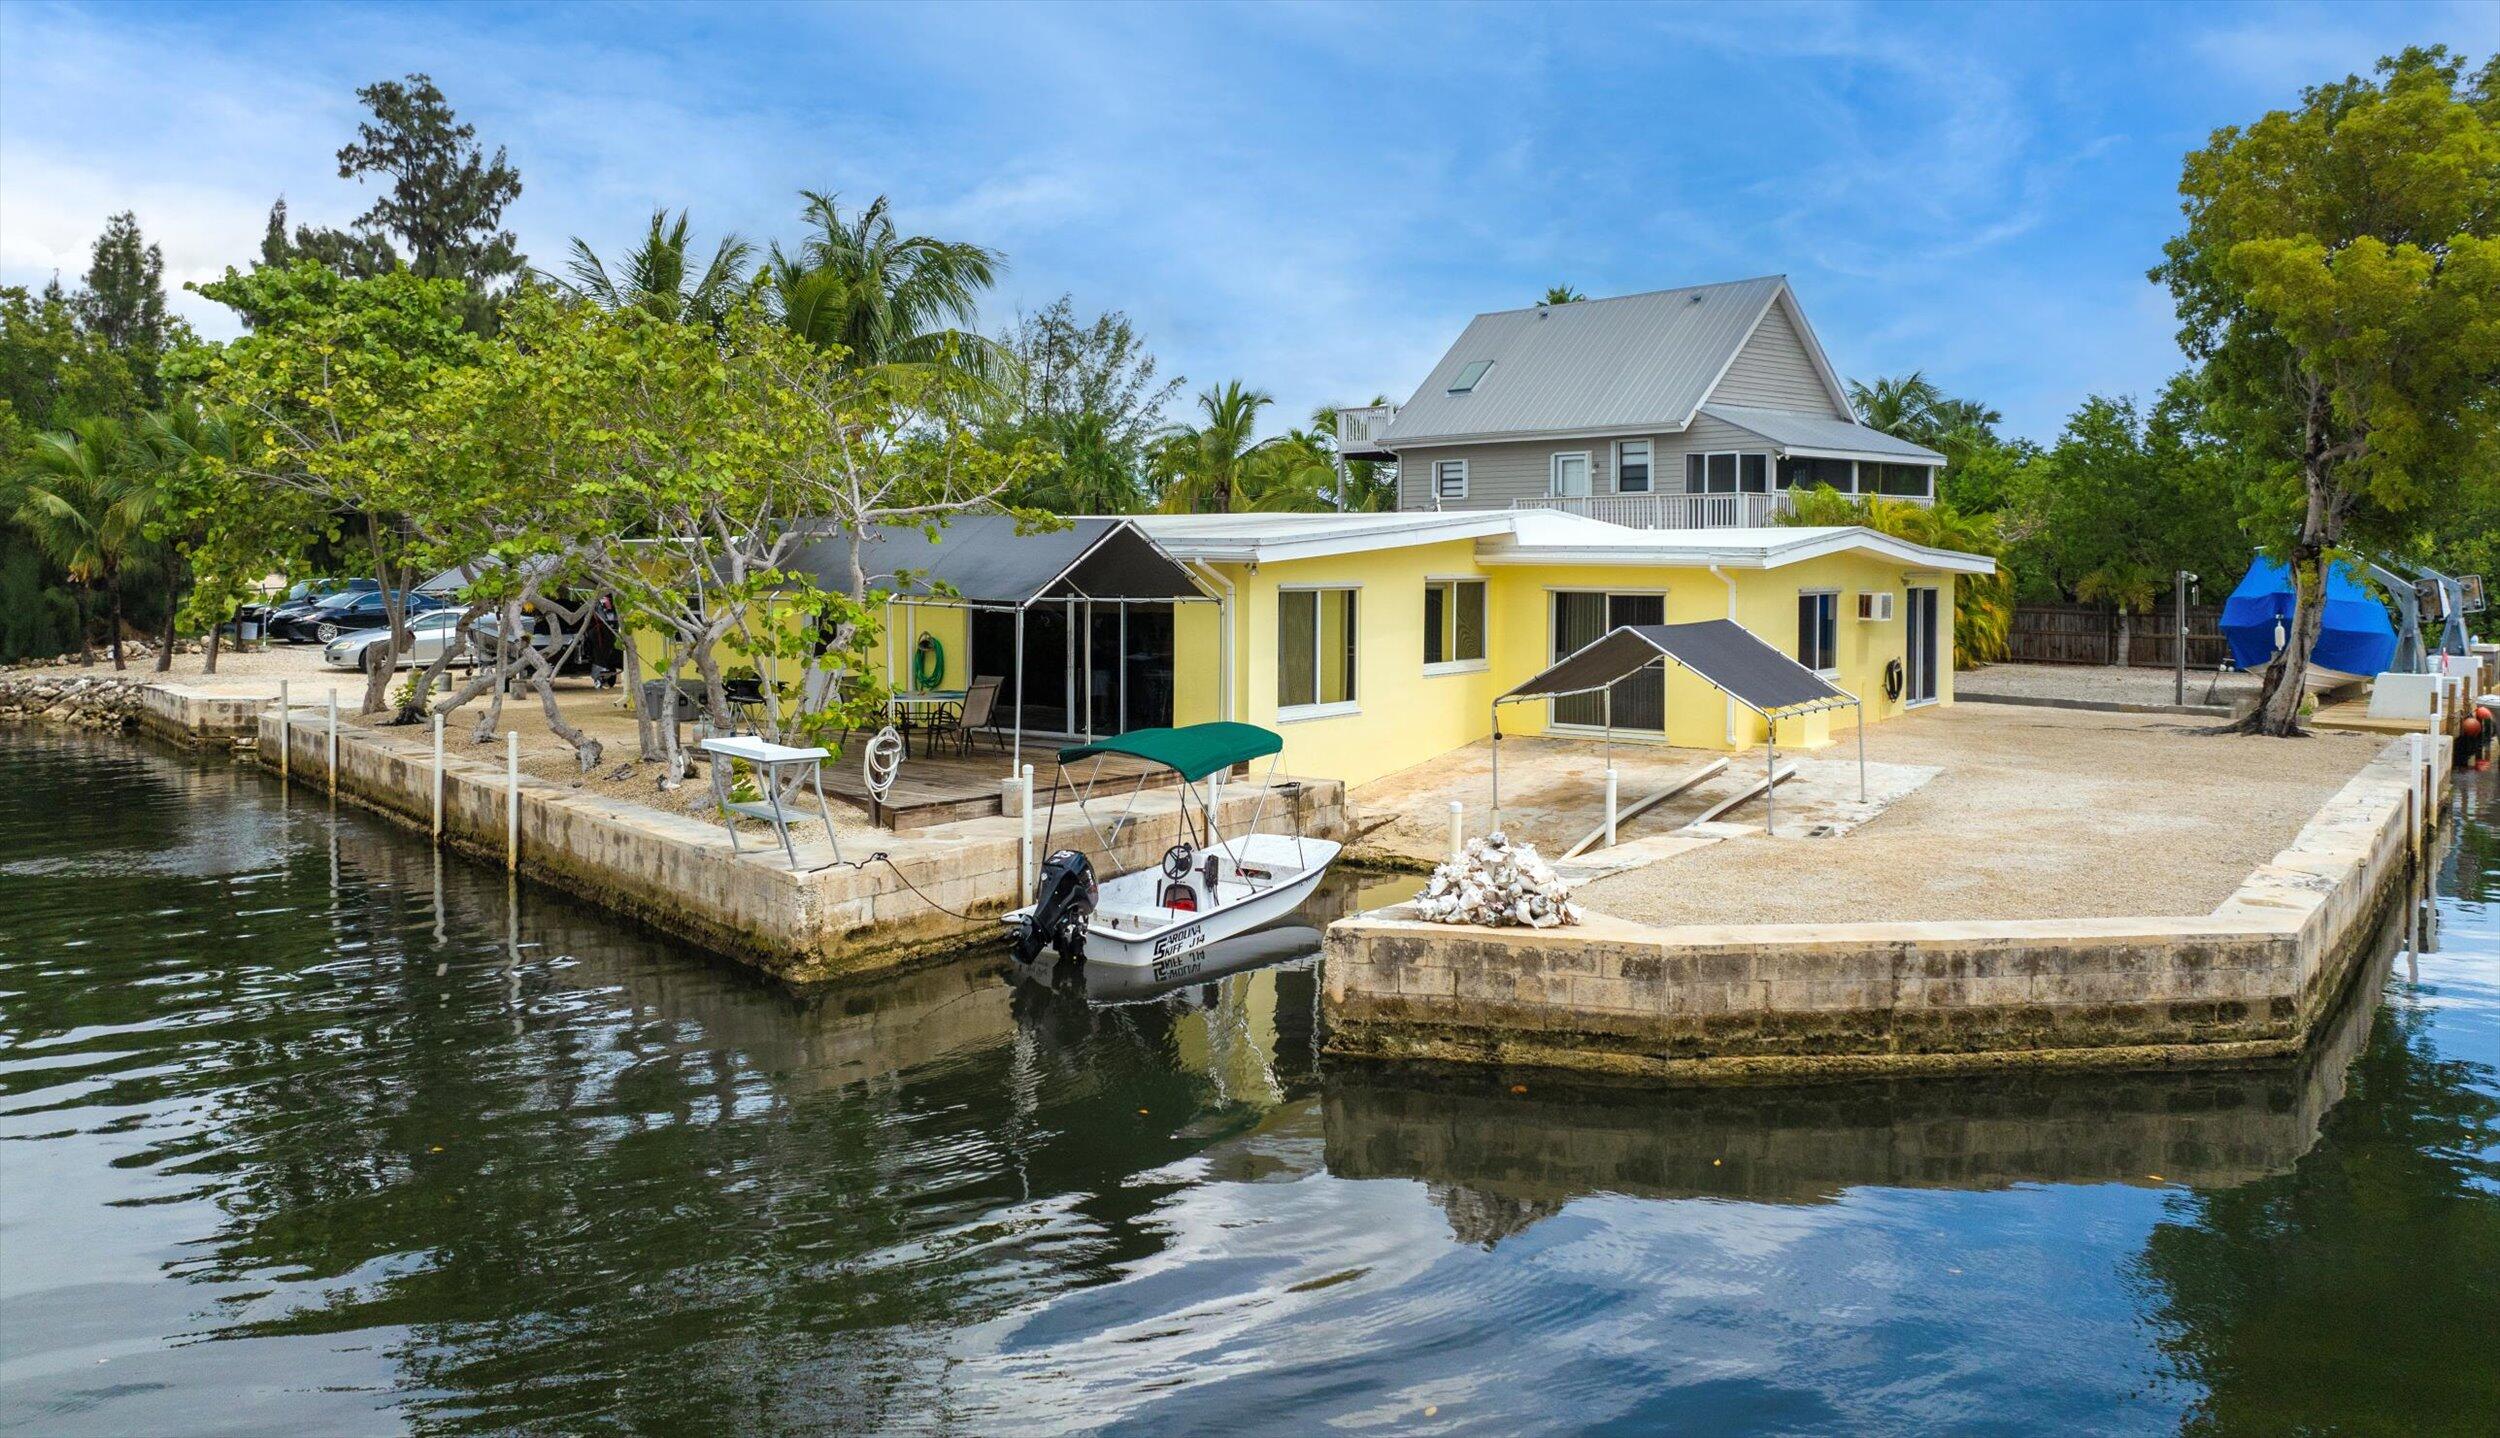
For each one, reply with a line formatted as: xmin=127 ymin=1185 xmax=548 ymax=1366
xmin=1512 ymin=491 xmax=1797 ymax=529
xmin=1334 ymin=403 xmax=1398 ymax=457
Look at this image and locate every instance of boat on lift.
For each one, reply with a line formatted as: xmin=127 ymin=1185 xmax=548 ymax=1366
xmin=1005 ymin=722 xmax=1340 ymax=985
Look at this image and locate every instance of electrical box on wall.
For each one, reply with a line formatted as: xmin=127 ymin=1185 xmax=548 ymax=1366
xmin=1856 ymin=592 xmax=1895 ymax=622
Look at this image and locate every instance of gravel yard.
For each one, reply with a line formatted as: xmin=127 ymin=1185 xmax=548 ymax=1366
xmin=1570 ymin=702 xmax=2386 ymax=925
xmin=1953 ymin=661 xmax=2261 ymax=712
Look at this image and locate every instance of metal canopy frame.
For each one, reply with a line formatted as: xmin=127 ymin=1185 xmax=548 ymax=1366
xmin=1489 ymin=626 xmax=1867 ymax=837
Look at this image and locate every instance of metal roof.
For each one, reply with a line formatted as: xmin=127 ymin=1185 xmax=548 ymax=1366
xmin=1381 ymin=277 xmax=1804 ymax=445
xmin=1500 ymin=619 xmax=1852 ymax=717
xmin=1481 ymin=513 xmax=1998 ymax=574
xmin=788 ymin=516 xmax=1209 ymax=607
xmin=1130 ymin=511 xmax=1518 ymax=564
xmin=1700 ymin=404 xmax=1945 ymax=464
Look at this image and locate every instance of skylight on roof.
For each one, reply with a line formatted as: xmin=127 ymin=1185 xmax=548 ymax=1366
xmin=1447 ymin=360 xmax=1493 ymax=394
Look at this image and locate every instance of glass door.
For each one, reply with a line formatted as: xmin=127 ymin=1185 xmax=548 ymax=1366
xmin=1906 ymin=587 xmax=1940 ymax=704
xmin=1551 ymin=592 xmax=1665 ymax=731
xmin=1122 ymin=605 xmax=1174 ymax=733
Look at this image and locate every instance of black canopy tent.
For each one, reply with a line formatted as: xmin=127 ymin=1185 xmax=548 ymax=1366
xmin=1492 ymin=619 xmax=1866 ymax=837
xmin=786 ymin=516 xmax=1217 ymax=775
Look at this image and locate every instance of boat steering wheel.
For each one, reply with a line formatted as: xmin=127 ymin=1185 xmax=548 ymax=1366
xmin=1161 ymin=842 xmax=1196 ymax=880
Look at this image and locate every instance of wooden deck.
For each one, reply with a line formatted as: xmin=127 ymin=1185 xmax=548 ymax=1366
xmin=820 ymin=740 xmax=1184 ymax=832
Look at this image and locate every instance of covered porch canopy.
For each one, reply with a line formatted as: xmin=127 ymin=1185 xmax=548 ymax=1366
xmin=796 ymin=515 xmax=1217 ymax=776
xmin=1492 ymin=619 xmax=1865 ymax=836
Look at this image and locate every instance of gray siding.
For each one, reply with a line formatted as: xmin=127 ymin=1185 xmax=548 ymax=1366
xmin=1395 ymin=420 xmax=1790 ymax=510
xmin=1709 ymin=300 xmax=1846 ymax=415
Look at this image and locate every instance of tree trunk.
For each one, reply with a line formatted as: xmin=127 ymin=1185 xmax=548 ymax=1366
xmin=621 ymin=627 xmax=659 ymax=762
xmin=203 ymin=621 xmax=222 ymax=676
xmin=155 ymin=558 xmax=178 ymax=673
xmin=522 ymin=646 xmax=601 ymax=773
xmin=360 ymin=515 xmax=400 ymax=715
xmin=2114 ymin=610 xmax=2133 ymax=670
xmin=74 ymin=587 xmax=94 ymax=666
xmin=108 ymin=578 xmax=126 ymax=671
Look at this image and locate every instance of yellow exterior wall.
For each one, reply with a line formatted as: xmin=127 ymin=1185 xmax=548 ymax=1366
xmin=1193 ymin=544 xmax=1961 ymax=786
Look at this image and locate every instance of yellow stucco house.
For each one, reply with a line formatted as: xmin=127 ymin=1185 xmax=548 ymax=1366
xmin=833 ymin=508 xmax=1987 ymax=789
xmin=832 ymin=275 xmax=1991 ymax=788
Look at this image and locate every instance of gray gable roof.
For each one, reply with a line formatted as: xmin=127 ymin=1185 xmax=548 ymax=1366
xmin=1699 ymin=404 xmax=1946 ymax=464
xmin=1380 ymin=276 xmax=1838 ymax=446
xmin=788 ymin=516 xmax=1208 ymax=606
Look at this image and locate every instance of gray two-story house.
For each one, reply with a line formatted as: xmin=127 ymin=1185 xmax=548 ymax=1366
xmin=1338 ymin=276 xmax=1944 ymax=529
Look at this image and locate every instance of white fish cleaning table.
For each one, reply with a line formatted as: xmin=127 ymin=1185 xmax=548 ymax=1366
xmin=700 ymin=736 xmax=839 ymax=868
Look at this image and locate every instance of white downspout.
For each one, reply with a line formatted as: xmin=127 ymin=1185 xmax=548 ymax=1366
xmin=1191 ymin=558 xmax=1238 ymax=722
xmin=1708 ymin=563 xmax=1738 ymax=746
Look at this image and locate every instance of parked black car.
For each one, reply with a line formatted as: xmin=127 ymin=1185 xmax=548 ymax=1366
xmin=270 ymin=589 xmax=446 ymax=644
xmin=249 ymin=578 xmax=381 ymax=637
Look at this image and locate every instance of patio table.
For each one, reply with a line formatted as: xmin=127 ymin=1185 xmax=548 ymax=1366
xmin=888 ymin=689 xmax=967 ymax=755
xmin=700 ymin=735 xmax=839 ymax=869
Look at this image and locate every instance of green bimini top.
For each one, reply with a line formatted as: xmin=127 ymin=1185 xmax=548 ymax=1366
xmin=1056 ymin=722 xmax=1282 ymax=783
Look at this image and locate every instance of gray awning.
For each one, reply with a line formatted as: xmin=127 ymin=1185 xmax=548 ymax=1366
xmin=789 ymin=515 xmax=1210 ymax=607
xmin=1502 ymin=619 xmax=1852 ymax=717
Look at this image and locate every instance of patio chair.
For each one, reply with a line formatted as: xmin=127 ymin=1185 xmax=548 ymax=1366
xmin=722 ymin=676 xmax=769 ymax=735
xmin=924 ymin=675 xmax=1005 ymax=758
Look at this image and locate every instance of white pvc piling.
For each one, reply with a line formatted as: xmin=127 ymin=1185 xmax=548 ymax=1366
xmin=1604 ymin=767 xmax=1620 ymax=848
xmin=431 ymin=712 xmax=445 ymax=841
xmin=325 ymin=688 xmax=339 ymax=794
xmin=505 ymin=731 xmax=520 ymax=872
xmin=1448 ymin=800 xmax=1464 ymax=858
xmin=1019 ymin=764 xmax=1036 ymax=906
xmin=277 ymin=680 xmax=291 ymax=779
xmin=2410 ymin=733 xmax=2429 ymax=853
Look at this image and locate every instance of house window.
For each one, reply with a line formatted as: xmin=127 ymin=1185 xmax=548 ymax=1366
xmin=1278 ymin=587 xmax=1358 ymax=715
xmin=1866 ymin=462 xmax=1933 ymax=497
xmin=1423 ymin=579 xmax=1487 ymax=669
xmin=1615 ymin=439 xmax=1652 ymax=494
xmin=1684 ymin=452 xmax=1772 ymax=494
xmin=1797 ymin=591 xmax=1840 ymax=672
xmin=1550 ymin=451 xmax=1591 ymax=497
xmin=1778 ymin=456 xmax=1855 ymax=491
xmin=1433 ymin=459 xmax=1469 ymax=499
xmin=1448 ymin=360 xmax=1493 ymax=394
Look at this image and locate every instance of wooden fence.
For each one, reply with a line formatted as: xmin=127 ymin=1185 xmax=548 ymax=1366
xmin=2006 ymin=602 xmax=2232 ymax=669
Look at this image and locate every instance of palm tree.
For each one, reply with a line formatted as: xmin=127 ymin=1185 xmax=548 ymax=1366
xmin=761 ymin=191 xmax=1009 ymax=386
xmin=1780 ymin=487 xmax=2015 ymax=664
xmin=1153 ymin=381 xmax=1273 ymax=514
xmin=1848 ymin=372 xmax=1948 ymax=446
xmin=557 ymin=209 xmax=754 ymax=327
xmin=137 ymin=405 xmax=237 ymax=672
xmin=1018 ymin=410 xmax=1149 ymax=514
xmin=9 ymin=417 xmax=160 ymax=669
xmin=1540 ymin=284 xmax=1587 ymax=305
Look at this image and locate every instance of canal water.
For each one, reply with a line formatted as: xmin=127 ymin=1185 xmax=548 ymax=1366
xmin=1 ymin=730 xmax=2493 ymax=1436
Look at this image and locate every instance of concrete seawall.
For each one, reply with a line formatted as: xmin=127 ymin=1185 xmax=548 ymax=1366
xmin=253 ymin=706 xmax=1346 ymax=985
xmin=1323 ymin=737 xmax=2446 ymax=1082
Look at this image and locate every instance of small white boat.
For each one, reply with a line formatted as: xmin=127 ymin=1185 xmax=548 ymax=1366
xmin=1004 ymin=722 xmax=1341 ymax=984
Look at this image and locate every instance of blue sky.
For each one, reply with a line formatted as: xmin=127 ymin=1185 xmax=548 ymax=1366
xmin=3 ymin=0 xmax=2492 ymax=443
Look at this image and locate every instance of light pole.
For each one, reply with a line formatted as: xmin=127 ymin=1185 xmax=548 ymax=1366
xmin=2174 ymin=571 xmax=2199 ymax=706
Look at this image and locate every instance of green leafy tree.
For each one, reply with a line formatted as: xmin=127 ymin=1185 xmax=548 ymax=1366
xmin=989 ymin=296 xmax=1179 ymax=512
xmin=73 ymin=212 xmax=180 ymax=400
xmin=1540 ymin=284 xmax=1587 ymax=305
xmin=192 ymin=261 xmax=481 ymax=712
xmin=2154 ymin=46 xmax=2500 ymax=735
xmin=7 ymin=416 xmax=161 ymax=668
xmin=258 ymin=74 xmax=524 ymax=331
xmin=762 ymin=191 xmax=1007 ymax=386
xmin=1153 ymin=380 xmax=1273 ymax=514
xmin=557 ymin=209 xmax=754 ymax=328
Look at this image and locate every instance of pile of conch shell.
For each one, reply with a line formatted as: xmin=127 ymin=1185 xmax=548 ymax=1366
xmin=1413 ymin=830 xmax=1583 ymax=929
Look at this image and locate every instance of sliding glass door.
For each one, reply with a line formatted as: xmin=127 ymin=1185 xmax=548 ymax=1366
xmin=1551 ymin=592 xmax=1665 ymax=731
xmin=974 ymin=600 xmax=1175 ymax=740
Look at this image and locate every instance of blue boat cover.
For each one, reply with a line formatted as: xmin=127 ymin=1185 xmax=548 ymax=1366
xmin=2219 ymin=557 xmax=2397 ymax=675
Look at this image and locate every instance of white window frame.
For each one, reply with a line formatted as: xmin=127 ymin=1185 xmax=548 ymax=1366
xmin=1796 ymin=588 xmax=1841 ymax=676
xmin=1276 ymin=582 xmax=1361 ymax=722
xmin=1432 ymin=458 xmax=1469 ymax=500
xmin=1614 ymin=438 xmax=1653 ymax=494
xmin=1422 ymin=575 xmax=1489 ymax=676
xmin=1549 ymin=449 xmax=1593 ymax=498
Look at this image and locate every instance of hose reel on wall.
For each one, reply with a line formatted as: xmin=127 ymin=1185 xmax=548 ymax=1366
xmin=912 ymin=632 xmax=945 ymax=691
xmin=1883 ymin=658 xmax=1906 ymax=703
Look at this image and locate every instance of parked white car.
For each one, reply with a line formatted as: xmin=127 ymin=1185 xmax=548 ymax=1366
xmin=322 ymin=610 xmax=544 ymax=672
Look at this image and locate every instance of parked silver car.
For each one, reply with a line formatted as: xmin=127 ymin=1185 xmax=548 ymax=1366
xmin=322 ymin=611 xmax=544 ymax=672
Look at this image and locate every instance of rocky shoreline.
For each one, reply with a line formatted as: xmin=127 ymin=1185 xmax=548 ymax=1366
xmin=0 ymin=672 xmax=149 ymax=731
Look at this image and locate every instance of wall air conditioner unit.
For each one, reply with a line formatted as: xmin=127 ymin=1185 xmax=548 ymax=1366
xmin=1856 ymin=592 xmax=1895 ymax=622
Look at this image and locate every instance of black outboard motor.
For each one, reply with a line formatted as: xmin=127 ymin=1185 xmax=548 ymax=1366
xmin=1015 ymin=849 xmax=1097 ymax=965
